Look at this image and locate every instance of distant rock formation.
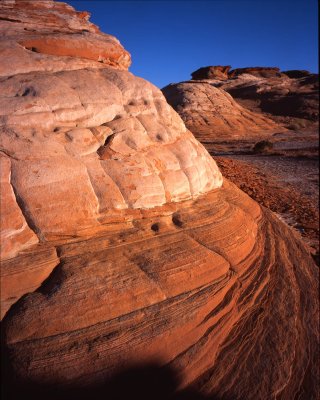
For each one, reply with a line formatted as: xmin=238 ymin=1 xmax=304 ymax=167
xmin=217 ymin=69 xmax=319 ymax=125
xmin=282 ymin=69 xmax=312 ymax=78
xmin=163 ymin=65 xmax=319 ymax=138
xmin=191 ymin=65 xmax=231 ymax=80
xmin=162 ymin=81 xmax=285 ymax=142
xmin=229 ymin=66 xmax=283 ymax=78
xmin=1 ymin=2 xmax=318 ymax=400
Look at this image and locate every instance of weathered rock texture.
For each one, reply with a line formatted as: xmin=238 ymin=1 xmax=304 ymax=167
xmin=0 ymin=0 xmax=131 ymax=74
xmin=0 ymin=0 xmax=222 ymax=259
xmin=162 ymin=81 xmax=284 ymax=142
xmin=1 ymin=2 xmax=319 ymax=400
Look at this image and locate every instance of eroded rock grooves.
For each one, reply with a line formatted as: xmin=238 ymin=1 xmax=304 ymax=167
xmin=0 ymin=2 xmax=318 ymax=400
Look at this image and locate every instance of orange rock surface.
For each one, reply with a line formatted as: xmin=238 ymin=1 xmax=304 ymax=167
xmin=0 ymin=1 xmax=318 ymax=399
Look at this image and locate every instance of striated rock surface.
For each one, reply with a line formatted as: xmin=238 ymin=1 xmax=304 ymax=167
xmin=2 ymin=181 xmax=319 ymax=400
xmin=162 ymin=81 xmax=284 ymax=142
xmin=1 ymin=2 xmax=319 ymax=400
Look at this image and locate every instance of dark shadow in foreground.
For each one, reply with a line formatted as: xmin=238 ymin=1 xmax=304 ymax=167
xmin=1 ymin=360 xmax=233 ymax=400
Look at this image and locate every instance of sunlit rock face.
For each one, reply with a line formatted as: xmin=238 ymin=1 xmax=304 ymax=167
xmin=0 ymin=2 xmax=318 ymax=400
xmin=0 ymin=0 xmax=222 ymax=261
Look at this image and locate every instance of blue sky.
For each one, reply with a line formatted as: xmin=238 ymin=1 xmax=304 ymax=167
xmin=68 ymin=0 xmax=318 ymax=88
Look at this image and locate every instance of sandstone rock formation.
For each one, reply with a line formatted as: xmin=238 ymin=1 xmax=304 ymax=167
xmin=191 ymin=65 xmax=231 ymax=81
xmin=228 ymin=66 xmax=283 ymax=78
xmin=0 ymin=0 xmax=131 ymax=75
xmin=282 ymin=69 xmax=313 ymax=79
xmin=1 ymin=2 xmax=319 ymax=400
xmin=0 ymin=0 xmax=223 ymax=320
xmin=162 ymin=81 xmax=284 ymax=142
xmin=214 ymin=67 xmax=319 ymax=128
xmin=163 ymin=65 xmax=318 ymax=140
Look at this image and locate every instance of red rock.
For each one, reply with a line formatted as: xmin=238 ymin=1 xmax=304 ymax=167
xmin=0 ymin=155 xmax=38 ymax=260
xmin=0 ymin=2 xmax=318 ymax=400
xmin=164 ymin=65 xmax=319 ymax=137
xmin=215 ymin=68 xmax=319 ymax=126
xmin=191 ymin=65 xmax=231 ymax=80
xmin=162 ymin=81 xmax=285 ymax=141
xmin=0 ymin=0 xmax=222 ymax=305
xmin=0 ymin=0 xmax=131 ymax=76
xmin=229 ymin=66 xmax=283 ymax=78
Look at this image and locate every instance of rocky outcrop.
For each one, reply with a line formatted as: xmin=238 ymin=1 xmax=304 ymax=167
xmin=214 ymin=68 xmax=319 ymax=126
xmin=163 ymin=65 xmax=318 ymax=138
xmin=229 ymin=66 xmax=283 ymax=78
xmin=2 ymin=180 xmax=319 ymax=400
xmin=282 ymin=69 xmax=313 ymax=79
xmin=191 ymin=65 xmax=231 ymax=80
xmin=1 ymin=2 xmax=319 ymax=400
xmin=0 ymin=0 xmax=223 ymax=317
xmin=0 ymin=0 xmax=131 ymax=76
xmin=162 ymin=81 xmax=285 ymax=142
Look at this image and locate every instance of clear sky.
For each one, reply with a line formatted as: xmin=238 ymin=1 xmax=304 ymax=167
xmin=68 ymin=0 xmax=318 ymax=88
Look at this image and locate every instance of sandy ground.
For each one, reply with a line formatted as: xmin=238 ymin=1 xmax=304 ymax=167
xmin=207 ymin=130 xmax=319 ymax=263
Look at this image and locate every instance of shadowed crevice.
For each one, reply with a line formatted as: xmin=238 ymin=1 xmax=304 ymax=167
xmin=9 ymin=173 xmax=44 ymax=241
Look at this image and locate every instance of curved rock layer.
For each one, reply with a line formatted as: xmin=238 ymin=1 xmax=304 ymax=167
xmin=1 ymin=2 xmax=319 ymax=400
xmin=2 ymin=181 xmax=319 ymax=400
xmin=162 ymin=81 xmax=284 ymax=142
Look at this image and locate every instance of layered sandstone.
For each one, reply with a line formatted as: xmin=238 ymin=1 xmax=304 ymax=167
xmin=2 ymin=180 xmax=319 ymax=400
xmin=0 ymin=0 xmax=222 ymax=314
xmin=0 ymin=0 xmax=131 ymax=76
xmin=0 ymin=2 xmax=319 ymax=400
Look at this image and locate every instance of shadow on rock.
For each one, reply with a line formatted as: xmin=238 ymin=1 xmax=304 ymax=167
xmin=1 ymin=360 xmax=230 ymax=400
